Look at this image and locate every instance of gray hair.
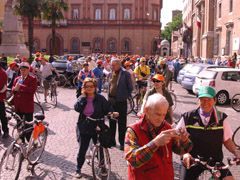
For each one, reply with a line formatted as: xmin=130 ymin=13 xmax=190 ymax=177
xmin=111 ymin=58 xmax=121 ymax=65
xmin=145 ymin=93 xmax=169 ymax=110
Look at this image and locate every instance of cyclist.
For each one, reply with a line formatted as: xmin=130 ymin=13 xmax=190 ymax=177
xmin=39 ymin=57 xmax=59 ymax=102
xmin=177 ymin=86 xmax=240 ymax=180
xmin=92 ymin=60 xmax=104 ymax=94
xmin=77 ymin=62 xmax=95 ymax=98
xmin=157 ymin=59 xmax=173 ymax=91
xmin=140 ymin=74 xmax=173 ymax=124
xmin=133 ymin=57 xmax=150 ymax=106
xmin=66 ymin=56 xmax=74 ymax=87
xmin=74 ymin=78 xmax=118 ymax=178
xmin=124 ymin=61 xmax=135 ymax=89
xmin=7 ymin=62 xmax=20 ymax=89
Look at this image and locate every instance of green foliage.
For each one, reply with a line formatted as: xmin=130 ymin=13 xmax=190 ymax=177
xmin=14 ymin=0 xmax=41 ymax=19
xmin=161 ymin=13 xmax=182 ymax=42
xmin=7 ymin=57 xmax=14 ymax=65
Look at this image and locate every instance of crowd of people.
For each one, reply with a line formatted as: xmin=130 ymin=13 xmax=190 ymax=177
xmin=0 ymin=52 xmax=240 ymax=180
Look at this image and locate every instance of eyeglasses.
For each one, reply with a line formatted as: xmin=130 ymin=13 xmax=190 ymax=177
xmin=84 ymin=85 xmax=95 ymax=89
xmin=152 ymin=80 xmax=163 ymax=83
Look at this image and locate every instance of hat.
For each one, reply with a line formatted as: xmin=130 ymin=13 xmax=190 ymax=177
xmin=36 ymin=52 xmax=40 ymax=56
xmin=68 ymin=56 xmax=73 ymax=60
xmin=97 ymin=60 xmax=102 ymax=65
xmin=159 ymin=60 xmax=166 ymax=65
xmin=124 ymin=61 xmax=132 ymax=67
xmin=140 ymin=57 xmax=146 ymax=62
xmin=152 ymin=74 xmax=165 ymax=81
xmin=21 ymin=57 xmax=27 ymax=62
xmin=9 ymin=62 xmax=17 ymax=70
xmin=198 ymin=86 xmax=216 ymax=98
xmin=20 ymin=62 xmax=30 ymax=69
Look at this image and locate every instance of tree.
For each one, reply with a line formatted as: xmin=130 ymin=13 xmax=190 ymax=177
xmin=41 ymin=0 xmax=68 ymax=55
xmin=161 ymin=13 xmax=182 ymax=43
xmin=14 ymin=0 xmax=41 ymax=62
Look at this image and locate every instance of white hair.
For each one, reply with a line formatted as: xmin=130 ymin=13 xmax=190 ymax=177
xmin=145 ymin=93 xmax=169 ymax=110
xmin=111 ymin=58 xmax=121 ymax=65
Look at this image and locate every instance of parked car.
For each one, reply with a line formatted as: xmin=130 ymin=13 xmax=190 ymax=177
xmin=59 ymin=54 xmax=84 ymax=61
xmin=177 ymin=64 xmax=193 ymax=84
xmin=193 ymin=68 xmax=240 ymax=105
xmin=181 ymin=64 xmax=211 ymax=92
xmin=52 ymin=60 xmax=81 ymax=73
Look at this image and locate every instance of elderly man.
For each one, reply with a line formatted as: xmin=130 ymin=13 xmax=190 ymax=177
xmin=12 ymin=62 xmax=38 ymax=142
xmin=177 ymin=86 xmax=240 ymax=180
xmin=86 ymin=56 xmax=97 ymax=70
xmin=125 ymin=93 xmax=192 ymax=180
xmin=109 ymin=58 xmax=133 ymax=150
xmin=0 ymin=63 xmax=9 ymax=138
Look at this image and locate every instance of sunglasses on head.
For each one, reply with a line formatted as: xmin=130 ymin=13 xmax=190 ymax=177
xmin=84 ymin=85 xmax=95 ymax=89
xmin=152 ymin=80 xmax=163 ymax=83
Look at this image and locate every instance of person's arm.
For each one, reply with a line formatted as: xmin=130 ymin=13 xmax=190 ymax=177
xmin=168 ymin=107 xmax=173 ymax=124
xmin=74 ymin=96 xmax=87 ymax=113
xmin=224 ymin=138 xmax=240 ymax=158
xmin=125 ymin=71 xmax=133 ymax=97
xmin=19 ymin=77 xmax=38 ymax=94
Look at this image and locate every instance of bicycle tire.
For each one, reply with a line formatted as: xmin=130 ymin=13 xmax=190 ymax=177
xmin=231 ymin=94 xmax=240 ymax=112
xmin=0 ymin=144 xmax=23 ymax=180
xmin=51 ymin=87 xmax=57 ymax=107
xmin=197 ymin=170 xmax=213 ymax=180
xmin=73 ymin=75 xmax=78 ymax=88
xmin=28 ymin=129 xmax=48 ymax=165
xmin=233 ymin=126 xmax=240 ymax=148
xmin=170 ymin=92 xmax=177 ymax=111
xmin=127 ymin=97 xmax=134 ymax=115
xmin=132 ymin=94 xmax=142 ymax=114
xmin=58 ymin=74 xmax=66 ymax=87
xmin=34 ymin=102 xmax=44 ymax=115
xmin=92 ymin=146 xmax=111 ymax=180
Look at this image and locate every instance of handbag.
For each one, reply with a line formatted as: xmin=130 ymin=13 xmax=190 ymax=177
xmin=98 ymin=124 xmax=113 ymax=148
xmin=138 ymin=66 xmax=146 ymax=77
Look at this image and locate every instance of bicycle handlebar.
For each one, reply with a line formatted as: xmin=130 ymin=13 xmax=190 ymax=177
xmin=86 ymin=113 xmax=118 ymax=122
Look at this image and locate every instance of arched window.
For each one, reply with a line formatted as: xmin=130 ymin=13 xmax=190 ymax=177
xmin=93 ymin=38 xmax=102 ymax=52
xmin=73 ymin=9 xmax=79 ymax=20
xmin=123 ymin=39 xmax=130 ymax=52
xmin=124 ymin=9 xmax=130 ymax=20
xmin=95 ymin=8 xmax=101 ymax=20
xmin=72 ymin=39 xmax=79 ymax=52
xmin=153 ymin=41 xmax=158 ymax=52
xmin=154 ymin=9 xmax=158 ymax=21
xmin=108 ymin=38 xmax=116 ymax=52
xmin=109 ymin=8 xmax=116 ymax=20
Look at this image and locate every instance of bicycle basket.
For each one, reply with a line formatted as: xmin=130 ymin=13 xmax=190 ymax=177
xmin=98 ymin=124 xmax=112 ymax=148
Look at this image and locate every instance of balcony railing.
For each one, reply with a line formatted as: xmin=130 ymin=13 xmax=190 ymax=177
xmin=41 ymin=19 xmax=68 ymax=27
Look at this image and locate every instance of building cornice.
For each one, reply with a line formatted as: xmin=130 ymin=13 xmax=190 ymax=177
xmin=195 ymin=0 xmax=205 ymax=7
xmin=224 ymin=21 xmax=234 ymax=28
xmin=215 ymin=25 xmax=222 ymax=31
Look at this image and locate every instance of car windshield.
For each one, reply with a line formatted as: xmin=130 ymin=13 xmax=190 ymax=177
xmin=187 ymin=65 xmax=204 ymax=74
xmin=198 ymin=70 xmax=217 ymax=79
xmin=182 ymin=64 xmax=193 ymax=71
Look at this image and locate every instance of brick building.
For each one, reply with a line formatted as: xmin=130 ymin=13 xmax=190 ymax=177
xmin=21 ymin=0 xmax=162 ymax=56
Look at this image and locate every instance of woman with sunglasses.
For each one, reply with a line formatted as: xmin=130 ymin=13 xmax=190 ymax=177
xmin=140 ymin=74 xmax=174 ymax=124
xmin=74 ymin=77 xmax=119 ymax=178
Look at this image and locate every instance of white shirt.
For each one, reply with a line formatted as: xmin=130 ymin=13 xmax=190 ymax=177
xmin=40 ymin=63 xmax=54 ymax=78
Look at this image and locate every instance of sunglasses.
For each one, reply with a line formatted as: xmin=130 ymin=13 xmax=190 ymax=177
xmin=152 ymin=80 xmax=163 ymax=83
xmin=84 ymin=85 xmax=95 ymax=89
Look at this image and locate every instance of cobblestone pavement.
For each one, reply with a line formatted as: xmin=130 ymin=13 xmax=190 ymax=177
xmin=0 ymin=82 xmax=239 ymax=180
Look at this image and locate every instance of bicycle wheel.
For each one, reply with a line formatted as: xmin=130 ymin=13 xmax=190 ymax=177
xmin=58 ymin=74 xmax=66 ymax=87
xmin=132 ymin=94 xmax=142 ymax=114
xmin=50 ymin=86 xmax=57 ymax=107
xmin=73 ymin=75 xmax=78 ymax=88
xmin=127 ymin=97 xmax=134 ymax=115
xmin=34 ymin=102 xmax=44 ymax=115
xmin=0 ymin=144 xmax=23 ymax=180
xmin=231 ymin=94 xmax=240 ymax=112
xmin=233 ymin=126 xmax=240 ymax=148
xmin=197 ymin=170 xmax=213 ymax=180
xmin=170 ymin=92 xmax=177 ymax=111
xmin=28 ymin=129 xmax=48 ymax=165
xmin=92 ymin=146 xmax=111 ymax=180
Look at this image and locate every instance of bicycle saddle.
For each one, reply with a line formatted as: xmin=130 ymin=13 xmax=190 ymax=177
xmin=34 ymin=113 xmax=45 ymax=121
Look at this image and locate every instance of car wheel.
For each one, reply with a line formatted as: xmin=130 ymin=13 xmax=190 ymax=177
xmin=216 ymin=91 xmax=228 ymax=105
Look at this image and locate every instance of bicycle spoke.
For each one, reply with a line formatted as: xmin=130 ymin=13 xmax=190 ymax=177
xmin=231 ymin=94 xmax=240 ymax=112
xmin=233 ymin=127 xmax=240 ymax=148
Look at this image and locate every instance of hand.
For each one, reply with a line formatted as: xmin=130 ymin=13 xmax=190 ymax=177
xmin=113 ymin=112 xmax=119 ymax=118
xmin=152 ymin=129 xmax=181 ymax=147
xmin=177 ymin=128 xmax=190 ymax=143
xmin=234 ymin=150 xmax=240 ymax=159
xmin=13 ymin=83 xmax=21 ymax=92
xmin=182 ymin=153 xmax=192 ymax=169
xmin=81 ymin=88 xmax=86 ymax=97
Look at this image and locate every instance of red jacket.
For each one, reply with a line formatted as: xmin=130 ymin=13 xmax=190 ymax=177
xmin=12 ymin=75 xmax=37 ymax=113
xmin=0 ymin=67 xmax=7 ymax=102
xmin=128 ymin=118 xmax=174 ymax=180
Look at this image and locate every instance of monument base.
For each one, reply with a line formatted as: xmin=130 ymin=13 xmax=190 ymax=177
xmin=0 ymin=44 xmax=29 ymax=58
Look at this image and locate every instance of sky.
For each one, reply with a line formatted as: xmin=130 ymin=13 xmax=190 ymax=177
xmin=161 ymin=0 xmax=184 ymax=29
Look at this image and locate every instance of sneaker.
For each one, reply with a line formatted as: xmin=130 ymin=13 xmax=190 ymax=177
xmin=101 ymin=167 xmax=108 ymax=177
xmin=74 ymin=171 xmax=82 ymax=178
xmin=2 ymin=133 xmax=9 ymax=139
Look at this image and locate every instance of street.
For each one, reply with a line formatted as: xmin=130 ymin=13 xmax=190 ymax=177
xmin=0 ymin=82 xmax=239 ymax=180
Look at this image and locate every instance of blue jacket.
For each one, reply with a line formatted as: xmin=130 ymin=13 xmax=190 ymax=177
xmin=108 ymin=67 xmax=133 ymax=102
xmin=74 ymin=93 xmax=114 ymax=134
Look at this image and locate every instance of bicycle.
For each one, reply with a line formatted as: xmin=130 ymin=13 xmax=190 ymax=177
xmin=44 ymin=75 xmax=58 ymax=107
xmin=233 ymin=126 xmax=240 ymax=148
xmin=169 ymin=90 xmax=177 ymax=111
xmin=58 ymin=70 xmax=78 ymax=88
xmin=0 ymin=112 xmax=48 ymax=180
xmin=190 ymin=157 xmax=240 ymax=180
xmin=85 ymin=115 xmax=117 ymax=180
xmin=132 ymin=82 xmax=148 ymax=114
xmin=231 ymin=93 xmax=240 ymax=112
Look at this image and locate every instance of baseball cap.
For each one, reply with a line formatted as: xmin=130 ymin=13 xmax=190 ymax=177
xmin=9 ymin=62 xmax=17 ymax=70
xmin=124 ymin=61 xmax=132 ymax=67
xmin=20 ymin=62 xmax=30 ymax=69
xmin=21 ymin=57 xmax=27 ymax=62
xmin=198 ymin=86 xmax=216 ymax=98
xmin=152 ymin=74 xmax=165 ymax=81
xmin=97 ymin=60 xmax=102 ymax=65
